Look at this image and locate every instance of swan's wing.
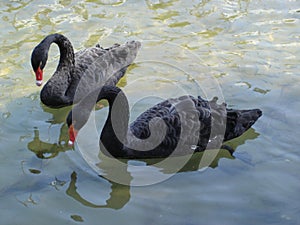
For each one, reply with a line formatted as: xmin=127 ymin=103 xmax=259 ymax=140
xmin=75 ymin=41 xmax=140 ymax=81
xmin=76 ymin=45 xmax=130 ymax=85
xmin=128 ymin=96 xmax=213 ymax=156
xmin=129 ymin=95 xmax=262 ymax=156
xmin=70 ymin=41 xmax=141 ymax=102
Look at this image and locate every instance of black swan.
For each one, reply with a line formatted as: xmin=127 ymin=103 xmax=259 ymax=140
xmin=31 ymin=33 xmax=141 ymax=108
xmin=66 ymin=85 xmax=262 ymax=159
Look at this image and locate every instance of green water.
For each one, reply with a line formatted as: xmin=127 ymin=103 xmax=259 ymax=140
xmin=0 ymin=0 xmax=299 ymax=224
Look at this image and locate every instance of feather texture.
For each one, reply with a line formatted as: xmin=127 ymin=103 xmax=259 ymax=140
xmin=67 ymin=86 xmax=262 ymax=159
xmin=31 ymin=34 xmax=141 ymax=108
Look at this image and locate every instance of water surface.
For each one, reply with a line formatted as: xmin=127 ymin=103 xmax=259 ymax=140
xmin=0 ymin=0 xmax=299 ymax=224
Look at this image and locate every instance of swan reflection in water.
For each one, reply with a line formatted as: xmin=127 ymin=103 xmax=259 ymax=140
xmin=66 ymin=171 xmax=131 ymax=210
xmin=26 ymin=84 xmax=261 ymax=208
xmin=26 ymin=119 xmax=259 ymax=209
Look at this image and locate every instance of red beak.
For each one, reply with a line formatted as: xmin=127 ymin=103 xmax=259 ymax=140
xmin=35 ymin=67 xmax=43 ymax=86
xmin=68 ymin=124 xmax=78 ymax=146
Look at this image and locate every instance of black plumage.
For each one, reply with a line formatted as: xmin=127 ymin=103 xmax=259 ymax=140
xmin=31 ymin=33 xmax=141 ymax=108
xmin=66 ymin=86 xmax=262 ymax=159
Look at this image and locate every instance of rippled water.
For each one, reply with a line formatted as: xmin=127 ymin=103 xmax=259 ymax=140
xmin=0 ymin=0 xmax=299 ymax=224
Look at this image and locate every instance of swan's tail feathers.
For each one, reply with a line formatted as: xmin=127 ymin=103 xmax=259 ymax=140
xmin=224 ymin=108 xmax=262 ymax=141
xmin=122 ymin=40 xmax=141 ymax=62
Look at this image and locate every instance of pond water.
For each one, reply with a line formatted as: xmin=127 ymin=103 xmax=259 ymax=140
xmin=0 ymin=0 xmax=300 ymax=224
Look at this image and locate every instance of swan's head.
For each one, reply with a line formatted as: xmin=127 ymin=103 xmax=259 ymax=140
xmin=31 ymin=44 xmax=48 ymax=86
xmin=65 ymin=86 xmax=117 ymax=146
xmin=66 ymin=108 xmax=90 ymax=146
xmin=66 ymin=111 xmax=78 ymax=146
xmin=68 ymin=124 xmax=78 ymax=146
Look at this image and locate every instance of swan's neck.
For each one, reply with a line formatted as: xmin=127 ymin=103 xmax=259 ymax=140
xmin=40 ymin=34 xmax=75 ymax=107
xmin=54 ymin=34 xmax=75 ymax=70
xmin=42 ymin=33 xmax=75 ymax=71
xmin=73 ymin=86 xmax=129 ymax=157
xmin=100 ymin=86 xmax=129 ymax=157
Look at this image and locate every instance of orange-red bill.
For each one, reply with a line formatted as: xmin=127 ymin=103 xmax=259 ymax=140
xmin=68 ymin=124 xmax=78 ymax=146
xmin=35 ymin=67 xmax=43 ymax=86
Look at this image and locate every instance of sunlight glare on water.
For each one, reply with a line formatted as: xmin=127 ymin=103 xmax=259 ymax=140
xmin=0 ymin=0 xmax=299 ymax=224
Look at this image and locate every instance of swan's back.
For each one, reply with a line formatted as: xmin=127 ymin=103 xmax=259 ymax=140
xmin=68 ymin=41 xmax=141 ymax=103
xmin=127 ymin=95 xmax=213 ymax=157
xmin=127 ymin=95 xmax=262 ymax=158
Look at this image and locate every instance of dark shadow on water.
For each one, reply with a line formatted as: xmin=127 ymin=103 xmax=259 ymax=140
xmin=66 ymin=171 xmax=131 ymax=210
xmin=27 ymin=100 xmax=109 ymax=159
xmin=65 ymin=128 xmax=259 ymax=209
xmin=41 ymin=104 xmax=73 ymax=124
xmin=25 ymin=104 xmax=260 ymax=210
xmin=27 ymin=124 xmax=71 ymax=159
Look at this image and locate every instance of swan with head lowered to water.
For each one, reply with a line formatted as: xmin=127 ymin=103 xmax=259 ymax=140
xmin=66 ymin=85 xmax=262 ymax=159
